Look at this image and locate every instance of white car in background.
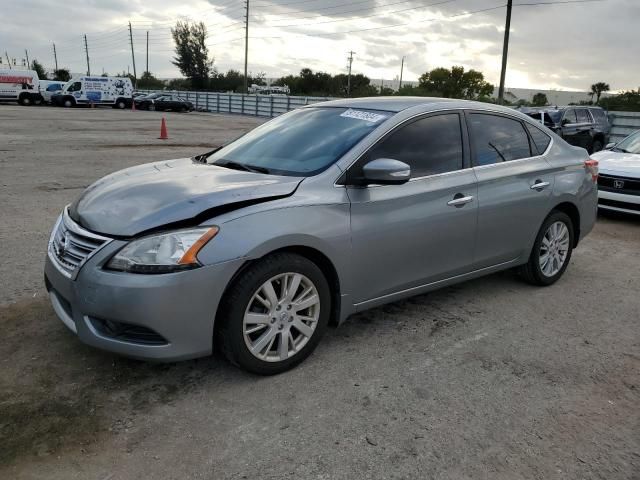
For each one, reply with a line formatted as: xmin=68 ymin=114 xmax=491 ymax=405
xmin=592 ymin=130 xmax=640 ymax=215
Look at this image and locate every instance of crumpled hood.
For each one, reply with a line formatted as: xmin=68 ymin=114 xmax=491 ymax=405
xmin=69 ymin=158 xmax=302 ymax=237
xmin=591 ymin=150 xmax=640 ymax=177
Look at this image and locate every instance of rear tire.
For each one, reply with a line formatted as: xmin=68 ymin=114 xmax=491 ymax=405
xmin=18 ymin=94 xmax=32 ymax=106
xmin=218 ymin=253 xmax=331 ymax=375
xmin=519 ymin=211 xmax=575 ymax=286
xmin=149 ymin=103 xmax=156 ymax=111
xmin=114 ymin=99 xmax=127 ymax=109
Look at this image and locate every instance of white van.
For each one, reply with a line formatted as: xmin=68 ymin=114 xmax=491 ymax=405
xmin=39 ymin=80 xmax=67 ymax=103
xmin=0 ymin=69 xmax=42 ymax=105
xmin=52 ymin=76 xmax=133 ymax=108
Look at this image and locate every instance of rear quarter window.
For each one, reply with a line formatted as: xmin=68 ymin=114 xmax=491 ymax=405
xmin=525 ymin=123 xmax=552 ymax=155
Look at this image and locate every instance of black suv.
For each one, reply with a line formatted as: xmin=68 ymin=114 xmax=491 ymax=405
xmin=518 ymin=106 xmax=610 ymax=153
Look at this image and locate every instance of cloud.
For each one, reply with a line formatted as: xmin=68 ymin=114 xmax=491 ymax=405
xmin=0 ymin=0 xmax=636 ymax=91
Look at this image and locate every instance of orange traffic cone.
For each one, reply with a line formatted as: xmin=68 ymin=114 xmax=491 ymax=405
xmin=158 ymin=117 xmax=168 ymax=140
xmin=131 ymin=100 xmax=136 ymax=111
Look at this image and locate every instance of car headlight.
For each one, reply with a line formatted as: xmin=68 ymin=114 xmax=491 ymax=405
xmin=107 ymin=227 xmax=219 ymax=274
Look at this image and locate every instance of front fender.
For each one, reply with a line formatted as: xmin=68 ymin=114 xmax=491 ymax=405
xmin=197 ymin=203 xmax=353 ymax=298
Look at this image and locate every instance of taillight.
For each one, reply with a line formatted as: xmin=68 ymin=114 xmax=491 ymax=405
xmin=585 ymin=159 xmax=599 ymax=182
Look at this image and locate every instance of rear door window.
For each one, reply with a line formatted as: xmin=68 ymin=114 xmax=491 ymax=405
xmin=468 ymin=113 xmax=532 ymax=166
xmin=576 ymin=109 xmax=591 ymax=123
xmin=563 ymin=109 xmax=577 ymax=124
xmin=363 ymin=113 xmax=464 ymax=178
xmin=590 ymin=109 xmax=609 ymax=125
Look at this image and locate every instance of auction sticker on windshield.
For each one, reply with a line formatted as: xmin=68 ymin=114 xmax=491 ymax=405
xmin=340 ymin=109 xmax=388 ymax=123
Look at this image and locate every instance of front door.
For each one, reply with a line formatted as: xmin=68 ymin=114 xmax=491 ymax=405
xmin=346 ymin=112 xmax=478 ymax=304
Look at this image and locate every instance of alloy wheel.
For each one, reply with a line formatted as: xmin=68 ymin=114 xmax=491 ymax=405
xmin=539 ymin=221 xmax=570 ymax=277
xmin=243 ymin=272 xmax=320 ymax=362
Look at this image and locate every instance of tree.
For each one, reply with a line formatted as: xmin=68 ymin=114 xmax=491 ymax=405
xmin=171 ymin=21 xmax=213 ymax=90
xmin=599 ymin=89 xmax=640 ymax=112
xmin=30 ymin=59 xmax=47 ymax=80
xmin=532 ymin=92 xmax=548 ymax=106
xmin=52 ymin=68 xmax=71 ymax=82
xmin=418 ymin=66 xmax=494 ymax=99
xmin=138 ymin=71 xmax=166 ymax=90
xmin=591 ymin=82 xmax=610 ymax=103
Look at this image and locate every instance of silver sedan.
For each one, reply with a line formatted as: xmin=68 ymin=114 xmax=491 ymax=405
xmin=45 ymin=97 xmax=598 ymax=374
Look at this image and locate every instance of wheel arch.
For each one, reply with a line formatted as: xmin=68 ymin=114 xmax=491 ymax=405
xmin=213 ymin=244 xmax=343 ymax=348
xmin=550 ymin=201 xmax=580 ymax=247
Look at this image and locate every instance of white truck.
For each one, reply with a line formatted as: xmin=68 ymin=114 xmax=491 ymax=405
xmin=0 ymin=69 xmax=43 ymax=105
xmin=52 ymin=76 xmax=134 ymax=108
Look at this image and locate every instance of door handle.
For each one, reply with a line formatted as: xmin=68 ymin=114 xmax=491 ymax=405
xmin=530 ymin=181 xmax=550 ymax=191
xmin=447 ymin=195 xmax=474 ymax=207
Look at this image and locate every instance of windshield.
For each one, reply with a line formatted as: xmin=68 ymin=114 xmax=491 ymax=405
xmin=614 ymin=131 xmax=640 ymax=154
xmin=207 ymin=107 xmax=392 ymax=176
xmin=145 ymin=93 xmax=163 ymax=99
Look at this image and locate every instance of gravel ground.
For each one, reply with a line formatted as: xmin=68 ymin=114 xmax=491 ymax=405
xmin=0 ymin=105 xmax=638 ymax=479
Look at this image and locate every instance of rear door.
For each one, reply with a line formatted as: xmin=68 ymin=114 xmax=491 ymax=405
xmin=467 ymin=112 xmax=555 ymax=269
xmin=575 ymin=108 xmax=594 ymax=149
xmin=346 ymin=111 xmax=478 ymax=304
xmin=560 ymin=109 xmax=581 ymax=147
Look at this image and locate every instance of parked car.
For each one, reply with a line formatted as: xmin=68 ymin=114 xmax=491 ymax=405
xmin=39 ymin=80 xmax=67 ymax=103
xmin=591 ymin=130 xmax=640 ymax=215
xmin=51 ymin=76 xmax=133 ymax=108
xmin=0 ymin=69 xmax=42 ymax=105
xmin=134 ymin=93 xmax=193 ymax=112
xmin=44 ymin=98 xmax=598 ymax=374
xmin=519 ymin=106 xmax=610 ymax=153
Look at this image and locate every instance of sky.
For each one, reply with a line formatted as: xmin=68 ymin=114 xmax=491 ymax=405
xmin=1 ymin=0 xmax=638 ymax=92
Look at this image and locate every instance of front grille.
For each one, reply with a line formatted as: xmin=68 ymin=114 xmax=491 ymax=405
xmin=598 ymin=174 xmax=640 ymax=196
xmin=49 ymin=208 xmax=110 ymax=278
xmin=599 ymin=198 xmax=640 ymax=212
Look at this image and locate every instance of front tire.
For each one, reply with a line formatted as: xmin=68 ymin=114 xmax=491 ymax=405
xmin=218 ymin=253 xmax=331 ymax=375
xmin=63 ymin=98 xmax=75 ymax=108
xmin=519 ymin=211 xmax=574 ymax=286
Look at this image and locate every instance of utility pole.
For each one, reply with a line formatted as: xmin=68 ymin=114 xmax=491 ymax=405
xmin=146 ymin=31 xmax=149 ymax=74
xmin=399 ymin=56 xmax=405 ymax=90
xmin=243 ymin=0 xmax=250 ymax=93
xmin=128 ymin=21 xmax=137 ymax=86
xmin=53 ymin=43 xmax=58 ymax=71
xmin=25 ymin=49 xmax=30 ymax=67
xmin=347 ymin=50 xmax=355 ymax=97
xmin=497 ymin=0 xmax=513 ymax=105
xmin=84 ymin=34 xmax=91 ymax=75
xmin=4 ymin=51 xmax=11 ymax=69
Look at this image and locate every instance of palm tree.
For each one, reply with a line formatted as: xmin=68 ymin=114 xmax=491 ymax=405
xmin=590 ymin=82 xmax=610 ymax=104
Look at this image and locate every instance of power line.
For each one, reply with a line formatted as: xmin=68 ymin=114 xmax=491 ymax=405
xmin=259 ymin=0 xmax=459 ymax=29
xmin=251 ymin=4 xmax=507 ymax=39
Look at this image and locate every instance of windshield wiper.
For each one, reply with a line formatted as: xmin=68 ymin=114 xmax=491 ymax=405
xmin=215 ymin=159 xmax=271 ymax=174
xmin=612 ymin=147 xmax=629 ymax=153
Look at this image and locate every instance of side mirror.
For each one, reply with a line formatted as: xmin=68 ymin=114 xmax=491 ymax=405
xmin=561 ymin=119 xmax=571 ymax=126
xmin=605 ymin=142 xmax=616 ymax=150
xmin=361 ymin=158 xmax=411 ymax=185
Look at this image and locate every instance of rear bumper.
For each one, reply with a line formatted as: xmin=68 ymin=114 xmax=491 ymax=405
xmin=44 ymin=243 xmax=245 ymax=362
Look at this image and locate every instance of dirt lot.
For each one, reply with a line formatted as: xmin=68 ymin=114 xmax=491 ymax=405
xmin=1 ymin=104 xmax=638 ymax=479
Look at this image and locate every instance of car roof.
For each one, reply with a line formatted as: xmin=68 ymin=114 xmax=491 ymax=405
xmin=308 ymin=96 xmax=523 ymax=115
